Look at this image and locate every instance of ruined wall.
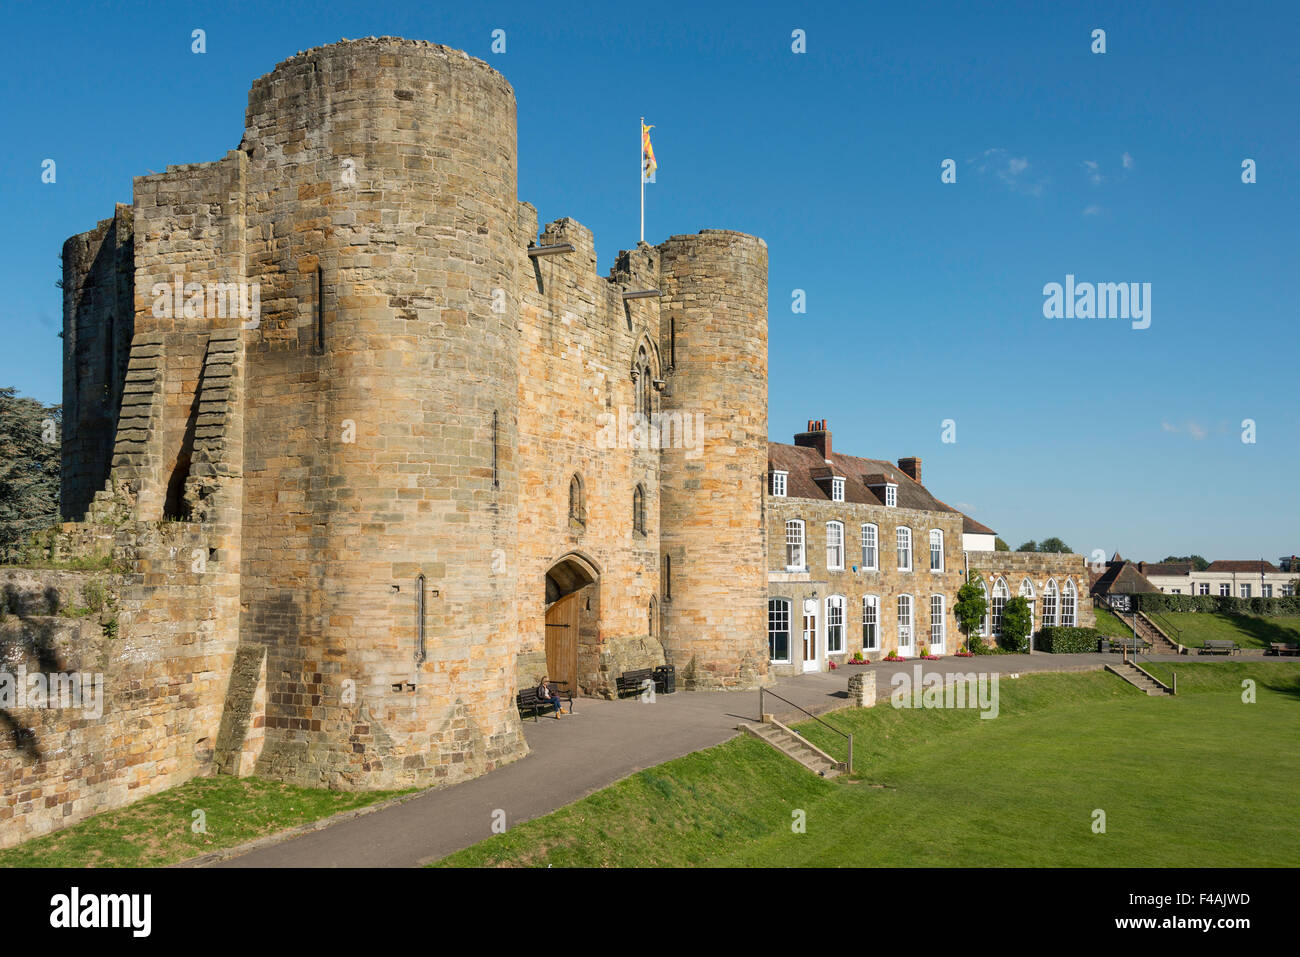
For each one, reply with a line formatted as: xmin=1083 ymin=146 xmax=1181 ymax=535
xmin=657 ymin=231 xmax=769 ymax=689
xmin=514 ymin=211 xmax=664 ymax=697
xmin=61 ymin=206 xmax=133 ymax=520
xmin=236 ymin=39 xmax=525 ymax=789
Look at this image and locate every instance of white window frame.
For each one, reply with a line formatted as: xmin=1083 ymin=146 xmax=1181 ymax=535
xmin=884 ymin=484 xmax=897 ymax=508
xmin=785 ymin=520 xmax=805 ymax=572
xmin=897 ymin=594 xmax=913 ymax=650
xmin=930 ymin=594 xmax=945 ymax=647
xmin=768 ymin=598 xmax=791 ymax=663
xmin=1240 ymin=584 xmax=1251 ymax=598
xmin=990 ymin=577 xmax=1009 ymax=637
xmin=771 ymin=470 xmax=787 ymax=497
xmin=826 ymin=521 xmax=845 ymax=571
xmin=826 ymin=595 xmax=845 ymax=654
xmin=1061 ymin=579 xmax=1077 ymax=627
xmin=860 ymin=523 xmax=878 ymax=571
xmin=830 ymin=477 xmax=845 ymax=502
xmin=1042 ymin=579 xmax=1058 ymax=629
xmin=1198 ymin=583 xmax=1210 ymax=595
xmin=897 ymin=526 xmax=912 ymax=571
xmin=929 ymin=529 xmax=944 ymax=572
xmin=1219 ymin=583 xmax=1231 ymax=597
xmin=862 ymin=595 xmax=879 ymax=651
xmin=1263 ymin=584 xmax=1273 ymax=598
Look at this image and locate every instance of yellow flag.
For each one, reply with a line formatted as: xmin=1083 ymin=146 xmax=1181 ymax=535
xmin=642 ymin=122 xmax=657 ymax=184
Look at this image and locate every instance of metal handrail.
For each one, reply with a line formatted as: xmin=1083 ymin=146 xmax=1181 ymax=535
xmin=758 ymin=686 xmax=853 ymax=774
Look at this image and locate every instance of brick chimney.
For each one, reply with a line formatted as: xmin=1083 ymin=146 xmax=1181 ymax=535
xmin=897 ymin=456 xmax=921 ymax=484
xmin=794 ymin=419 xmax=831 ymax=461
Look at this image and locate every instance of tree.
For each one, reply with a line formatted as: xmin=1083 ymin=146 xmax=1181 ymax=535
xmin=954 ymin=576 xmax=987 ymax=643
xmin=1000 ymin=596 xmax=1032 ymax=653
xmin=1162 ymin=555 xmax=1210 ymax=571
xmin=1038 ymin=537 xmax=1071 ymax=553
xmin=0 ymin=387 xmax=61 ymax=559
xmin=994 ymin=537 xmax=1010 ymax=551
xmin=1017 ymin=540 xmax=1038 ymax=553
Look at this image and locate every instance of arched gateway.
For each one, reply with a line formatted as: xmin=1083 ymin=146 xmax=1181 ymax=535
xmin=543 ymin=553 xmax=601 ymax=693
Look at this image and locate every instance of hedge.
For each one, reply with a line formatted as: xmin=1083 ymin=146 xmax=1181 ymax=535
xmin=1133 ymin=593 xmax=1300 ymax=617
xmin=1036 ymin=626 xmax=1103 ymax=654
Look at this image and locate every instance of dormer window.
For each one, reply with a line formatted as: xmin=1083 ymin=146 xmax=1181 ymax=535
xmin=771 ymin=470 xmax=787 ymax=497
xmin=884 ymin=484 xmax=897 ymax=507
xmin=831 ymin=477 xmax=844 ymax=502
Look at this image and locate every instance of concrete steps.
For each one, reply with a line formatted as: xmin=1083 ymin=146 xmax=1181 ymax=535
xmin=1105 ymin=660 xmax=1173 ymax=696
xmin=738 ymin=718 xmax=845 ymax=778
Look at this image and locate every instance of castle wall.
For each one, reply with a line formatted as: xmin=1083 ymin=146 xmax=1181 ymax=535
xmin=514 ymin=212 xmax=665 ymax=696
xmin=235 ymin=39 xmax=525 ymax=789
xmin=61 ymin=206 xmax=133 ymax=520
xmin=657 ymin=231 xmax=770 ymax=689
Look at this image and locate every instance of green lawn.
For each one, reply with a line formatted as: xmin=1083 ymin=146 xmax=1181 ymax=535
xmin=1156 ymin=612 xmax=1300 ymax=650
xmin=0 ymin=775 xmax=413 ymax=867
xmin=436 ymin=663 xmax=1300 ymax=867
xmin=1092 ymin=606 xmax=1136 ymax=639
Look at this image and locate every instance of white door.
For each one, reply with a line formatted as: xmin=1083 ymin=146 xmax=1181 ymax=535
xmin=897 ymin=596 xmax=913 ymax=657
xmin=801 ymin=600 xmax=819 ymax=672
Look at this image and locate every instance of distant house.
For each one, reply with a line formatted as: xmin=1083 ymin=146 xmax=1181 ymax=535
xmin=1138 ymin=558 xmax=1296 ymax=598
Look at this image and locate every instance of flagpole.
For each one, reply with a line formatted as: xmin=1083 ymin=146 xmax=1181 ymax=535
xmin=639 ymin=116 xmax=645 ymax=243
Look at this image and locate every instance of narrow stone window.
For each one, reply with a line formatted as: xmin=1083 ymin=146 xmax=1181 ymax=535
xmin=670 ymin=318 xmax=676 ymax=369
xmin=492 ymin=410 xmax=499 ymax=489
xmin=663 ymin=554 xmax=672 ymax=601
xmin=633 ymin=483 xmax=646 ymax=536
xmin=313 ymin=265 xmax=325 ymax=354
xmin=415 ymin=574 xmax=427 ymax=663
xmin=568 ymin=473 xmax=585 ymax=527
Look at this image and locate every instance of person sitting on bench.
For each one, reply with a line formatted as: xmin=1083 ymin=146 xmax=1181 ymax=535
xmin=537 ymin=675 xmax=565 ymax=718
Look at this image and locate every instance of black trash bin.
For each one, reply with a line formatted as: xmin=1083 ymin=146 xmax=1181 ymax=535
xmin=653 ymin=664 xmax=676 ymax=695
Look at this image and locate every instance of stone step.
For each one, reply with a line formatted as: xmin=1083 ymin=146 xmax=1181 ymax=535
xmin=738 ymin=720 xmax=845 ymax=778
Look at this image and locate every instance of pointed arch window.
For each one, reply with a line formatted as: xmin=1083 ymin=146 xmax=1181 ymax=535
xmin=1042 ymin=579 xmax=1059 ymax=628
xmin=1062 ymin=578 xmax=1078 ymax=627
xmin=633 ymin=483 xmax=646 ymax=536
xmin=991 ymin=577 xmax=1009 ymax=637
xmin=568 ymin=473 xmax=586 ymax=527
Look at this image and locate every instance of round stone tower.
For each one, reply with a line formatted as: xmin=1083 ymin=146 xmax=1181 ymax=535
xmin=237 ymin=38 xmax=524 ymax=788
xmin=656 ymin=230 xmax=769 ymax=689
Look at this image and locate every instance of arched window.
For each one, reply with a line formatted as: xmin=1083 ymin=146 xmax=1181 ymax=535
xmin=862 ymin=595 xmax=880 ymax=651
xmin=991 ymin=577 xmax=1009 ymax=637
xmin=826 ymin=595 xmax=846 ymax=654
xmin=826 ymin=521 xmax=844 ymax=570
xmin=785 ymin=520 xmax=806 ymax=571
xmin=1019 ymin=578 xmax=1036 ymax=635
xmin=861 ymin=523 xmax=878 ymax=570
xmin=634 ymin=345 xmax=654 ymax=418
xmin=632 ymin=483 xmax=646 ymax=536
xmin=1062 ymin=578 xmax=1078 ymax=627
xmin=648 ymin=596 xmax=658 ymax=639
xmin=1042 ymin=579 xmax=1059 ymax=628
xmin=897 ymin=526 xmax=912 ymax=571
xmin=568 ymin=473 xmax=586 ymax=526
xmin=929 ymin=529 xmax=944 ymax=572
xmin=768 ymin=598 xmax=791 ymax=663
xmin=978 ymin=578 xmax=989 ymax=636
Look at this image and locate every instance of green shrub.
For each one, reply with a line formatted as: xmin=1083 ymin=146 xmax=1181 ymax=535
xmin=955 ymin=577 xmax=987 ymax=637
xmin=1037 ymin=626 xmax=1103 ymax=654
xmin=1134 ymin=593 xmax=1300 ymax=617
xmin=1000 ymin=596 xmax=1032 ymax=652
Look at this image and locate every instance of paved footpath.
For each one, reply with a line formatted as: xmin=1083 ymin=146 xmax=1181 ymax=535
xmin=201 ymin=652 xmax=1173 ymax=868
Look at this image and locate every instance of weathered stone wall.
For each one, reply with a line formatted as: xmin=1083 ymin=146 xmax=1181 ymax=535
xmin=514 ymin=211 xmax=664 ymax=697
xmin=235 ymin=39 xmax=525 ymax=789
xmin=657 ymin=231 xmax=770 ymax=689
xmin=966 ymin=551 xmax=1097 ymax=633
xmin=766 ymin=498 xmax=966 ymax=673
xmin=61 ymin=206 xmax=134 ymax=520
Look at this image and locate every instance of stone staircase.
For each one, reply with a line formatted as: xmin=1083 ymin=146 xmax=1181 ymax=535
xmin=1134 ymin=612 xmax=1183 ymax=655
xmin=738 ymin=718 xmax=846 ymax=778
xmin=1105 ymin=660 xmax=1174 ymax=696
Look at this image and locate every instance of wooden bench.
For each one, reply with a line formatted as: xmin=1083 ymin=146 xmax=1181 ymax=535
xmin=516 ymin=681 xmax=574 ymax=720
xmin=1199 ymin=639 xmax=1238 ymax=656
xmin=616 ymin=668 xmax=655 ymax=699
xmin=1106 ymin=637 xmax=1148 ymax=654
xmin=1267 ymin=642 xmax=1300 ymax=657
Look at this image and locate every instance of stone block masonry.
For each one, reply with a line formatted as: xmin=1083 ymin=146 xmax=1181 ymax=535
xmin=5 ymin=36 xmax=773 ymax=847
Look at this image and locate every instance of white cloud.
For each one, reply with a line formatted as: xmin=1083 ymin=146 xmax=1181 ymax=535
xmin=969 ymin=148 xmax=1046 ymax=195
xmin=1162 ymin=419 xmax=1208 ymax=440
xmin=1121 ymin=151 xmax=1134 ymax=169
xmin=1083 ymin=204 xmax=1102 ymax=217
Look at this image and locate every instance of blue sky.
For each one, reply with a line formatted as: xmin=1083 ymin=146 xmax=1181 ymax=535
xmin=1 ymin=0 xmax=1296 ymax=561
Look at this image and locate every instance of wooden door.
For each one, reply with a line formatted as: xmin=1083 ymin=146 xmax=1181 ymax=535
xmin=545 ymin=592 xmax=580 ymax=693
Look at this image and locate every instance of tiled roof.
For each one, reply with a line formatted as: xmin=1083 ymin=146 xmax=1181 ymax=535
xmin=959 ymin=513 xmax=997 ymax=535
xmin=1206 ymin=560 xmax=1279 ymax=573
xmin=1091 ymin=561 xmax=1160 ymax=595
xmin=1138 ymin=562 xmax=1192 ymax=577
xmin=767 ymin=442 xmax=958 ymax=515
